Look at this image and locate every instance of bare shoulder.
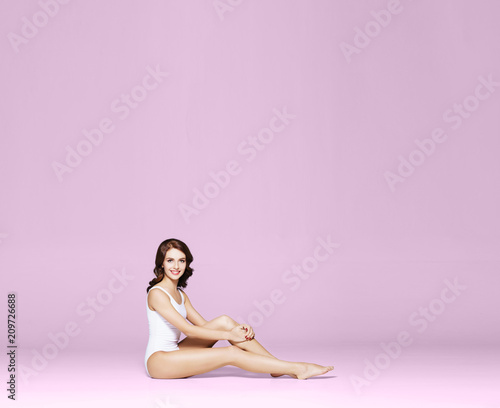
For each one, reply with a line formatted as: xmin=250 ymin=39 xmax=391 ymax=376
xmin=148 ymin=287 xmax=172 ymax=310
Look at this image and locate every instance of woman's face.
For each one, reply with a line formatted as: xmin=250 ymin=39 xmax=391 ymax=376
xmin=162 ymin=247 xmax=186 ymax=281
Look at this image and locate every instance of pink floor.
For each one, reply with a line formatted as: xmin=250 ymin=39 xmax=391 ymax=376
xmin=14 ymin=344 xmax=499 ymax=407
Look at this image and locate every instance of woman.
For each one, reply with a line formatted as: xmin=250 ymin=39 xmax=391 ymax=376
xmin=145 ymin=238 xmax=334 ymax=379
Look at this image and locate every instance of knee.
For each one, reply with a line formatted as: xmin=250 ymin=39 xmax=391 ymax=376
xmin=217 ymin=314 xmax=238 ymax=330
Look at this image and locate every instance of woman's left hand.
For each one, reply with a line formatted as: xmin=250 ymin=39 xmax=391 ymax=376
xmin=239 ymin=324 xmax=255 ymax=340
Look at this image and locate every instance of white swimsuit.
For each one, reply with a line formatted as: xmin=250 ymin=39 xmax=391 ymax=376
xmin=145 ymin=286 xmax=187 ymax=377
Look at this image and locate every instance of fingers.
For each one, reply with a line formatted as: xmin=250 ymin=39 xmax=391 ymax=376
xmin=239 ymin=325 xmax=250 ymax=340
xmin=241 ymin=324 xmax=255 ymax=340
xmin=231 ymin=326 xmax=247 ymax=342
xmin=246 ymin=326 xmax=254 ymax=340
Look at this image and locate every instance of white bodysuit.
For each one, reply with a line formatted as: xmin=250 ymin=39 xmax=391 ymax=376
xmin=145 ymin=286 xmax=187 ymax=377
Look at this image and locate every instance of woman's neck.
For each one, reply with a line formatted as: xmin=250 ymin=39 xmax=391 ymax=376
xmin=158 ymin=278 xmax=178 ymax=292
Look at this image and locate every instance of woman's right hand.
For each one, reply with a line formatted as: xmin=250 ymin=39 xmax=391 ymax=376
xmin=228 ymin=325 xmax=247 ymax=343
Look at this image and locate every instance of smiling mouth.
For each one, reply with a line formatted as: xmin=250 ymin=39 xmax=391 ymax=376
xmin=170 ymin=270 xmax=181 ymax=275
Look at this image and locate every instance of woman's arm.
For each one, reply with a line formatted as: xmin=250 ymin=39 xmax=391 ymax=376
xmin=148 ymin=290 xmax=244 ymax=342
xmin=182 ymin=291 xmax=208 ymax=326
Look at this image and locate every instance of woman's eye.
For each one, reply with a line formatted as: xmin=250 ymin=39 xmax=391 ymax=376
xmin=167 ymin=260 xmax=173 ymax=263
xmin=180 ymin=260 xmax=185 ymax=263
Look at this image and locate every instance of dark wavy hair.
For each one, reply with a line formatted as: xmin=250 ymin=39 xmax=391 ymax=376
xmin=146 ymin=238 xmax=194 ymax=293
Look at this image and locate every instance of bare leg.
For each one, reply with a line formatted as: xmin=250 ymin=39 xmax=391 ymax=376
xmin=219 ymin=316 xmax=296 ymax=377
xmin=147 ymin=345 xmax=333 ymax=380
xmin=178 ymin=315 xmax=289 ymax=376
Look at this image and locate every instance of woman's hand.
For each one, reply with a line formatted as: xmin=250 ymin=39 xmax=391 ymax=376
xmin=228 ymin=326 xmax=248 ymax=343
xmin=228 ymin=324 xmax=256 ymax=343
xmin=239 ymin=324 xmax=255 ymax=340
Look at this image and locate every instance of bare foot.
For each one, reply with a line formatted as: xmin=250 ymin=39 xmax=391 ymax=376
xmin=295 ymin=363 xmax=334 ymax=380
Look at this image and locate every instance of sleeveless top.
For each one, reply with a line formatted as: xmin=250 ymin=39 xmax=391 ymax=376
xmin=145 ymin=286 xmax=187 ymax=356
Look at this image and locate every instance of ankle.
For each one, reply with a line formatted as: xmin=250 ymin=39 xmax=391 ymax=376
xmin=292 ymin=362 xmax=306 ymax=377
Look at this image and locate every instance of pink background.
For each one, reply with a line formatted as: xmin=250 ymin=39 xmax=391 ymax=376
xmin=2 ymin=0 xmax=499 ymax=366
